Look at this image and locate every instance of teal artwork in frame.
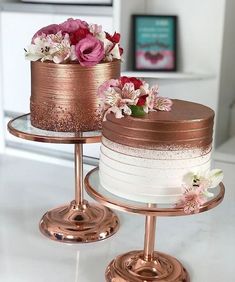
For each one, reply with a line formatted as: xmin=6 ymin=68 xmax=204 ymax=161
xmin=133 ymin=15 xmax=177 ymax=71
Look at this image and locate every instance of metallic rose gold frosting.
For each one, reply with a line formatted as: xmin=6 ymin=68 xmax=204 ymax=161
xmin=30 ymin=60 xmax=120 ymax=132
xmin=102 ymin=99 xmax=214 ymax=150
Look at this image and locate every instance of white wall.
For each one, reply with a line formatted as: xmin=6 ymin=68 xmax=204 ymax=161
xmin=0 ymin=12 xmax=5 ymax=153
xmin=216 ymin=0 xmax=235 ymax=146
xmin=145 ymin=0 xmax=225 ymax=111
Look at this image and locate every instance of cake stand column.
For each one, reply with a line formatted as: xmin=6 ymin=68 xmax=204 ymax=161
xmin=75 ymin=144 xmax=83 ymax=205
xmin=39 ymin=142 xmax=120 ymax=244
xmin=143 ymin=214 xmax=156 ymax=262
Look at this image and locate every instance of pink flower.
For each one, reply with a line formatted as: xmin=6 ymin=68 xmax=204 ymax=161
xmin=176 ymin=186 xmax=207 ymax=214
xmin=32 ymin=24 xmax=60 ymax=43
xmin=97 ymin=79 xmax=119 ymax=99
xmin=60 ymin=18 xmax=88 ymax=33
xmin=154 ymin=97 xmax=173 ymax=111
xmin=75 ymin=35 xmax=105 ymax=67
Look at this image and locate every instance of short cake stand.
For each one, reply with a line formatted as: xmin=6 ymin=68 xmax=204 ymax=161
xmin=85 ymin=168 xmax=225 ymax=282
xmin=8 ymin=114 xmax=119 ymax=243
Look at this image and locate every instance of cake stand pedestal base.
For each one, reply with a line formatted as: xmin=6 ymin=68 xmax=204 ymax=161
xmin=105 ymin=250 xmax=189 ymax=282
xmin=40 ymin=200 xmax=119 ymax=243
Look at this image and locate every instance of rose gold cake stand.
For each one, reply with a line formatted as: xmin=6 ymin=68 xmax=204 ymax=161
xmin=8 ymin=114 xmax=120 ymax=243
xmin=85 ymin=168 xmax=225 ymax=282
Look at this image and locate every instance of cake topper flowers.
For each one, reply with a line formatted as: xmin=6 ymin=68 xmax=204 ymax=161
xmin=176 ymin=169 xmax=224 ymax=214
xmin=25 ymin=18 xmax=123 ymax=66
xmin=98 ymin=76 xmax=172 ymax=119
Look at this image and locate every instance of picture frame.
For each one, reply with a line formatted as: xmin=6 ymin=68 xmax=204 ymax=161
xmin=133 ymin=15 xmax=177 ymax=72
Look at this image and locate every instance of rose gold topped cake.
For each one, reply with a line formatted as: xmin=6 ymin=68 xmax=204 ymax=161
xmin=97 ymin=77 xmax=223 ymax=208
xmin=25 ymin=18 xmax=123 ymax=132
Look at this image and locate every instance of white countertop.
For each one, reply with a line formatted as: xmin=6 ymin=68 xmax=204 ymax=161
xmin=0 ymin=155 xmax=234 ymax=281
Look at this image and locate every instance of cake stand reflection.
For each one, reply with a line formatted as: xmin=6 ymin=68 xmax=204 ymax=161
xmin=8 ymin=114 xmax=119 ymax=243
xmin=85 ymin=168 xmax=225 ymax=282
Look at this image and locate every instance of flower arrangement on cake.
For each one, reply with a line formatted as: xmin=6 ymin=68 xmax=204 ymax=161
xmin=26 ymin=18 xmax=122 ymax=132
xmin=98 ymin=76 xmax=173 ymax=119
xmin=25 ymin=18 xmax=123 ymax=66
xmin=177 ymin=169 xmax=224 ymax=214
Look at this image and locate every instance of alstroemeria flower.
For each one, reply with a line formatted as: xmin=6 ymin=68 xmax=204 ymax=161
xmin=177 ymin=186 xmax=207 ymax=214
xmin=183 ymin=169 xmax=224 ymax=198
xmin=101 ymin=87 xmax=133 ymax=120
xmin=51 ymin=35 xmax=77 ymax=63
xmin=26 ymin=32 xmax=77 ymax=63
xmin=154 ymin=97 xmax=173 ymax=111
xmin=97 ymin=79 xmax=120 ymax=99
xmin=122 ymin=82 xmax=140 ymax=100
xmin=98 ymin=77 xmax=173 ymax=119
xmin=26 ymin=35 xmax=53 ymax=62
xmin=176 ymin=168 xmax=224 ymax=214
xmin=89 ymin=24 xmax=103 ymax=37
xmin=75 ymin=35 xmax=105 ymax=66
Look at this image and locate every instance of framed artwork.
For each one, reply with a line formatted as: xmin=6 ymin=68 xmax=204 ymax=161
xmin=133 ymin=15 xmax=177 ymax=71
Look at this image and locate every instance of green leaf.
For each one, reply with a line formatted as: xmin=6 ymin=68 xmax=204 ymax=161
xmin=129 ymin=105 xmax=146 ymax=117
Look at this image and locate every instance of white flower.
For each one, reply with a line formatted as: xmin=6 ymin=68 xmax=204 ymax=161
xmin=183 ymin=169 xmax=224 ymax=198
xmin=25 ymin=36 xmax=52 ymax=61
xmin=25 ymin=32 xmax=76 ymax=64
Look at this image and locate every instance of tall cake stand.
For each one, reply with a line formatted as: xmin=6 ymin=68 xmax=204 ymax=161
xmin=85 ymin=168 xmax=225 ymax=282
xmin=8 ymin=114 xmax=119 ymax=243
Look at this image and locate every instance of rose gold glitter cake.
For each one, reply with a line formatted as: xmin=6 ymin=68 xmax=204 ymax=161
xmin=30 ymin=60 xmax=120 ymax=132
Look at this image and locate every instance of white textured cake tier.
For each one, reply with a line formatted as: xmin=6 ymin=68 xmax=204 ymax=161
xmin=99 ymin=139 xmax=212 ymax=204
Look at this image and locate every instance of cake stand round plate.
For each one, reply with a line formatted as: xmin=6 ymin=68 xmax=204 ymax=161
xmin=7 ymin=113 xmax=101 ymax=144
xmin=7 ymin=114 xmax=120 ymax=244
xmin=84 ymin=168 xmax=225 ymax=217
xmin=85 ymin=168 xmax=225 ymax=281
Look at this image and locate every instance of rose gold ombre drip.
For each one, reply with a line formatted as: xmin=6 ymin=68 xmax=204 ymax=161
xmin=102 ymin=99 xmax=214 ymax=149
xmin=30 ymin=60 xmax=120 ymax=132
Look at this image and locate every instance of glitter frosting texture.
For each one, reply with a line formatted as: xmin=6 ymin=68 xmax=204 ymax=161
xmin=30 ymin=60 xmax=120 ymax=132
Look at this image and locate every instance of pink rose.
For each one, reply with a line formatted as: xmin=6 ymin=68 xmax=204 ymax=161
xmin=60 ymin=18 xmax=88 ymax=33
xmin=75 ymin=35 xmax=105 ymax=67
xmin=32 ymin=24 xmax=60 ymax=43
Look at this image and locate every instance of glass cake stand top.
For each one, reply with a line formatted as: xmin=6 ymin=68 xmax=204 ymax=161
xmin=8 ymin=114 xmax=101 ymax=144
xmin=85 ymin=168 xmax=225 ymax=217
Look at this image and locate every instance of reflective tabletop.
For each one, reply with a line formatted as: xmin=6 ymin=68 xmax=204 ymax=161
xmin=7 ymin=114 xmax=101 ymax=144
xmin=0 ymin=155 xmax=232 ymax=282
xmin=85 ymin=168 xmax=225 ymax=217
